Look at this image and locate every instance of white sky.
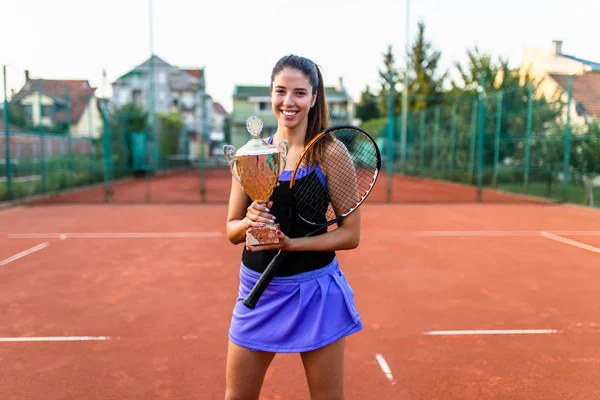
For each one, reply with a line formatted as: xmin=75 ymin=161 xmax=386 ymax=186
xmin=1 ymin=0 xmax=598 ymax=112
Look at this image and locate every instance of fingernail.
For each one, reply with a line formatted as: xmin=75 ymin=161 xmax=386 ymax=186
xmin=272 ymin=216 xmax=276 ymax=220
xmin=265 ymin=208 xmax=270 ymax=212
xmin=276 ymin=230 xmax=281 ymax=235
xmin=259 ymin=223 xmax=265 ymax=227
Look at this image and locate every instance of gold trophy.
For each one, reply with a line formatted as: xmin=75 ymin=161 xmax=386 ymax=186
xmin=224 ymin=116 xmax=289 ymax=245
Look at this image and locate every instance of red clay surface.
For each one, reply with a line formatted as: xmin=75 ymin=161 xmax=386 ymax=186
xmin=31 ymin=169 xmax=548 ymax=205
xmin=0 ymin=202 xmax=599 ymax=399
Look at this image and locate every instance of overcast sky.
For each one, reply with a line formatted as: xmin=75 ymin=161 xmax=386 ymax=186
xmin=1 ymin=0 xmax=598 ymax=111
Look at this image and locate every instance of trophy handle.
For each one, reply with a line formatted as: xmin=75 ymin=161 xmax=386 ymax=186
xmin=223 ymin=145 xmax=241 ymax=183
xmin=277 ymin=140 xmax=289 ymax=175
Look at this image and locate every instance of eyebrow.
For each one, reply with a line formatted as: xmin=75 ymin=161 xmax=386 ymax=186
xmin=274 ymin=85 xmax=308 ymax=92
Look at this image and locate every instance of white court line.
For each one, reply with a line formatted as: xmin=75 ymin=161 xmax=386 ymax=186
xmin=423 ymin=329 xmax=562 ymax=336
xmin=413 ymin=230 xmax=600 ymax=237
xmin=0 ymin=242 xmax=49 ymax=267
xmin=375 ymin=354 xmax=396 ymax=385
xmin=0 ymin=336 xmax=113 ymax=342
xmin=540 ymin=232 xmax=600 ymax=254
xmin=8 ymin=232 xmax=223 ymax=239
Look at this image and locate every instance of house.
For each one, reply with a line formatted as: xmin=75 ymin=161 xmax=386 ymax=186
xmin=521 ymin=40 xmax=600 ymax=125
xmin=229 ymin=78 xmax=353 ymax=149
xmin=11 ymin=72 xmax=102 ymax=139
xmin=111 ymin=55 xmax=222 ymax=161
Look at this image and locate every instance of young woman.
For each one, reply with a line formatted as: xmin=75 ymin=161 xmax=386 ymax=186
xmin=225 ymin=54 xmax=362 ymax=400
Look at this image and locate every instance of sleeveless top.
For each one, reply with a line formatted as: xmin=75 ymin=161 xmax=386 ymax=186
xmin=241 ymin=136 xmax=336 ymax=277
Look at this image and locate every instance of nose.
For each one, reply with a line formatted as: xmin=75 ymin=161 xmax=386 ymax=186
xmin=283 ymin=93 xmax=294 ymax=106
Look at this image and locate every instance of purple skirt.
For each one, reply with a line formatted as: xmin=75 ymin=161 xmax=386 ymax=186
xmin=229 ymin=258 xmax=362 ymax=353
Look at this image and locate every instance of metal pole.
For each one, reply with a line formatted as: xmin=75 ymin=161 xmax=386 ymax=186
xmin=400 ymin=0 xmax=410 ymax=175
xmin=38 ymin=79 xmax=46 ymax=192
xmin=492 ymin=91 xmax=503 ymax=188
xmin=433 ymin=106 xmax=440 ymax=171
xmin=3 ymin=65 xmax=12 ymax=200
xmin=199 ymin=72 xmax=207 ymax=203
xmin=562 ymin=75 xmax=573 ymax=202
xmin=386 ymin=69 xmax=395 ymax=203
xmin=88 ymin=94 xmax=94 ymax=180
xmin=523 ymin=84 xmax=533 ymax=193
xmin=101 ymin=98 xmax=113 ymax=202
xmin=450 ymin=102 xmax=457 ymax=180
xmin=65 ymin=87 xmax=74 ymax=188
xmin=419 ymin=110 xmax=425 ymax=172
xmin=477 ymin=72 xmax=487 ymax=202
xmin=469 ymin=99 xmax=477 ymax=183
xmin=148 ymin=0 xmax=156 ymax=202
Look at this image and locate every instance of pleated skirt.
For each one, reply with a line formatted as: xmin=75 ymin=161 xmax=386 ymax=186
xmin=229 ymin=258 xmax=362 ymax=353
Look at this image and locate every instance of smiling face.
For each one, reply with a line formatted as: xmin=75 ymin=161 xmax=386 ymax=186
xmin=271 ymin=67 xmax=317 ymax=132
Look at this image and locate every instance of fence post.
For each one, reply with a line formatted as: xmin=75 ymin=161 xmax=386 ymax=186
xmin=477 ymin=72 xmax=486 ymax=201
xmin=450 ymin=102 xmax=457 ymax=180
xmin=101 ymin=99 xmax=113 ymax=202
xmin=469 ymin=99 xmax=477 ymax=183
xmin=386 ymin=69 xmax=395 ymax=203
xmin=419 ymin=110 xmax=425 ymax=172
xmin=38 ymin=79 xmax=47 ymax=193
xmin=66 ymin=87 xmax=74 ymax=188
xmin=493 ymin=91 xmax=503 ymax=188
xmin=3 ymin=65 xmax=12 ymax=201
xmin=88 ymin=94 xmax=94 ymax=181
xmin=562 ymin=75 xmax=573 ymax=202
xmin=433 ymin=106 xmax=440 ymax=171
xmin=523 ymin=84 xmax=533 ymax=193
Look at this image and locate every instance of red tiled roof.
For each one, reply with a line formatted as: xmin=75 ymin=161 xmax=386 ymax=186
xmin=213 ymin=102 xmax=227 ymax=115
xmin=183 ymin=69 xmax=203 ymax=79
xmin=549 ymin=72 xmax=600 ymax=119
xmin=13 ymin=79 xmax=97 ymax=124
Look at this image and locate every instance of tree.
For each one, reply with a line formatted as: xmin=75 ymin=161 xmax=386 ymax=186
xmin=107 ymin=102 xmax=148 ymax=174
xmin=403 ymin=21 xmax=447 ymax=112
xmin=355 ymin=85 xmax=380 ymax=122
xmin=377 ymin=45 xmax=401 ymax=116
xmin=157 ymin=110 xmax=183 ymax=165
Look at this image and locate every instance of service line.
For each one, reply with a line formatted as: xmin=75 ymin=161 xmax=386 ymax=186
xmin=0 ymin=242 xmax=49 ymax=267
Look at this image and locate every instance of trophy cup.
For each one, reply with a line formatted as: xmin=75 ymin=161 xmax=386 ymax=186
xmin=224 ymin=116 xmax=289 ymax=245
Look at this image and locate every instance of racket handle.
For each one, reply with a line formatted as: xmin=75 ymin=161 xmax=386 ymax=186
xmin=243 ymin=250 xmax=287 ymax=309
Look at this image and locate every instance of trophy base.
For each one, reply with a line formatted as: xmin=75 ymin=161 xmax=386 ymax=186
xmin=247 ymin=224 xmax=280 ymax=245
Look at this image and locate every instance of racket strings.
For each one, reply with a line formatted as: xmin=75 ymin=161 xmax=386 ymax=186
xmin=292 ymin=128 xmax=379 ymax=225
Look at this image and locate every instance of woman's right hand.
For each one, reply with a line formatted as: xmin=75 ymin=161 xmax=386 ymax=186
xmin=244 ymin=200 xmax=275 ymax=229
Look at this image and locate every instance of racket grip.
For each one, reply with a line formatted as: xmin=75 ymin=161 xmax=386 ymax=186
xmin=243 ymin=250 xmax=287 ymax=309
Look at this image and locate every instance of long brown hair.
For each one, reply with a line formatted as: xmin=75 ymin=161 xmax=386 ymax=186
xmin=270 ymin=54 xmax=331 ymax=161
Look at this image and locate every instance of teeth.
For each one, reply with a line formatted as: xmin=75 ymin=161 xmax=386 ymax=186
xmin=282 ymin=110 xmax=297 ymax=116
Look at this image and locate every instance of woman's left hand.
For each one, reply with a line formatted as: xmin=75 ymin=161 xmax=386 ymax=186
xmin=246 ymin=229 xmax=294 ymax=252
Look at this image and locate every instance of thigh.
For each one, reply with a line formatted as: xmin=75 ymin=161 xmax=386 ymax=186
xmin=300 ymin=337 xmax=346 ymax=400
xmin=225 ymin=340 xmax=276 ymax=400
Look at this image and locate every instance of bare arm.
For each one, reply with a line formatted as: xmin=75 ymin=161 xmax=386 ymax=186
xmin=226 ymin=177 xmax=275 ymax=245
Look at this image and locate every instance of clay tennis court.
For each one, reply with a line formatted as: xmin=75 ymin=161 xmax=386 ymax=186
xmin=1 ymin=173 xmax=600 ymax=399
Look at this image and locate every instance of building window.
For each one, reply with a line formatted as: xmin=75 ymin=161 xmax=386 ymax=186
xmin=41 ymin=105 xmax=54 ymax=118
xmin=133 ymin=89 xmax=142 ymax=105
xmin=257 ymin=101 xmax=270 ymax=112
xmin=23 ymin=105 xmax=32 ymax=119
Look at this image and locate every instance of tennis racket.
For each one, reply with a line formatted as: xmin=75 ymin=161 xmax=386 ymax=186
xmin=243 ymin=125 xmax=381 ymax=309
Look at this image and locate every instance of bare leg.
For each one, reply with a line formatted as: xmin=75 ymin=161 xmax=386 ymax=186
xmin=300 ymin=337 xmax=346 ymax=400
xmin=224 ymin=340 xmax=276 ymax=400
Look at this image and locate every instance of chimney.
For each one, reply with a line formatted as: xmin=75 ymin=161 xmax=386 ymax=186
xmin=552 ymin=40 xmax=563 ymax=55
xmin=336 ymin=77 xmax=344 ymax=91
xmin=25 ymin=70 xmax=30 ymax=81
